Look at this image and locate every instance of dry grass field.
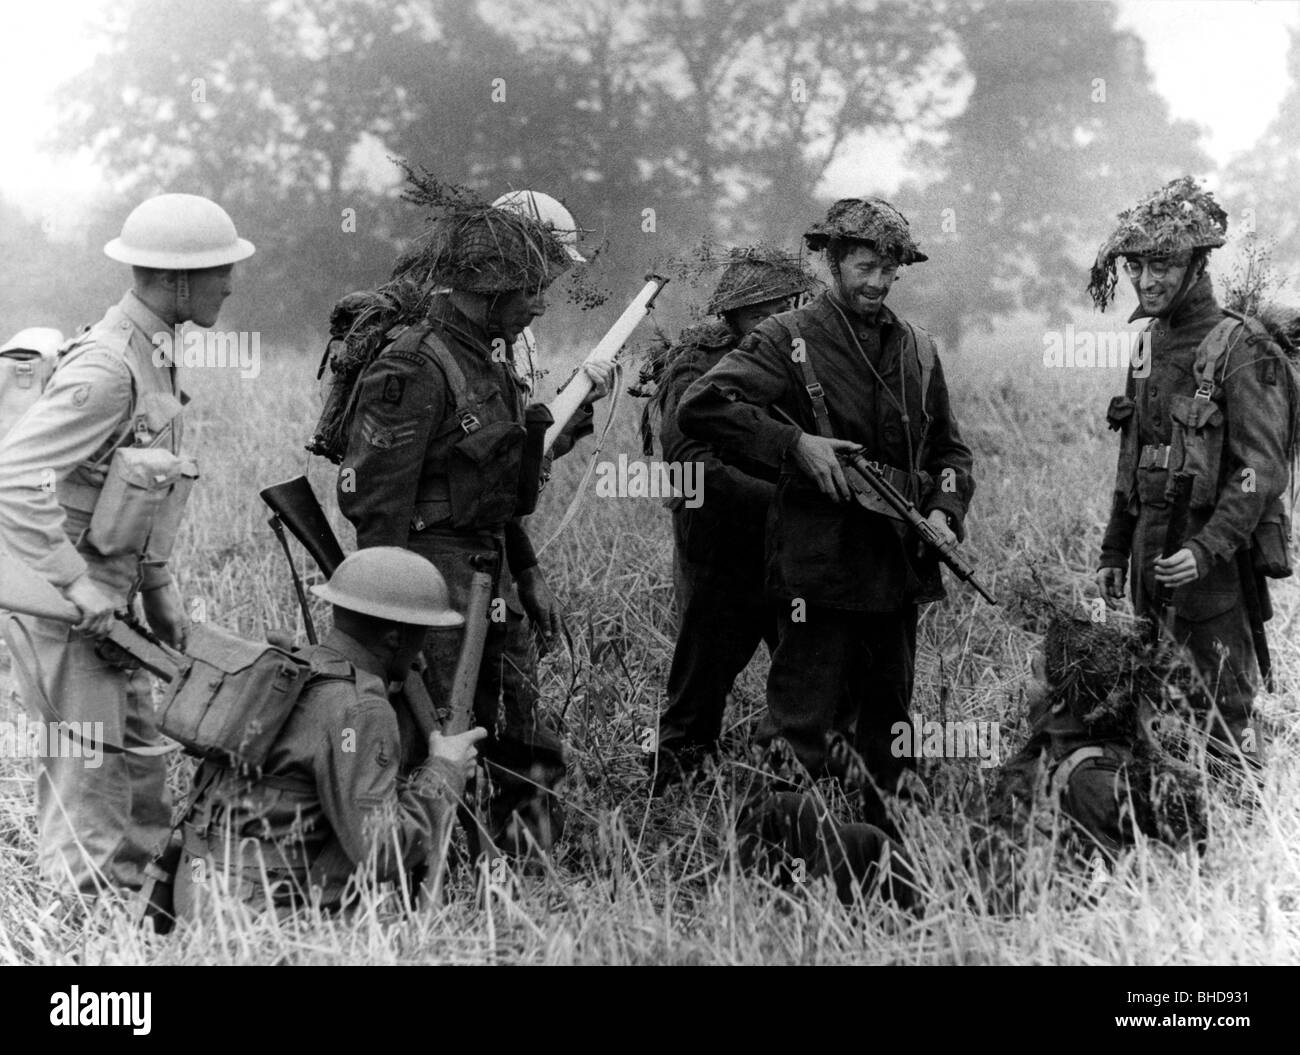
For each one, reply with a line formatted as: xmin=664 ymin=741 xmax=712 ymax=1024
xmin=1 ymin=333 xmax=1297 ymax=965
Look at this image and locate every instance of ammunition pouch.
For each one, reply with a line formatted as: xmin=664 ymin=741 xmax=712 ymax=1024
xmin=1168 ymin=394 xmax=1225 ymax=508
xmin=1251 ymin=499 xmax=1294 ymax=579
xmin=445 ymin=419 xmax=526 ymax=530
xmin=84 ymin=447 xmax=196 ymax=558
xmin=157 ymin=624 xmax=316 ymax=775
xmin=515 ymin=403 xmax=555 ymax=516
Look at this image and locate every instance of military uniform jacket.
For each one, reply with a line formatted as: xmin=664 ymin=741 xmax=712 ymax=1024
xmin=0 ymin=292 xmax=186 ymax=600
xmin=183 ymin=628 xmax=464 ymax=909
xmin=658 ymin=320 xmax=774 ymax=592
xmin=1099 ymin=275 xmax=1291 ymax=618
xmin=339 ymin=293 xmax=538 ymax=573
xmin=677 ymin=291 xmax=974 ymax=612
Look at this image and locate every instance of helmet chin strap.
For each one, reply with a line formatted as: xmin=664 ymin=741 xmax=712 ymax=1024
xmin=173 ymin=270 xmax=191 ymax=324
xmin=1156 ymin=251 xmax=1205 ymax=320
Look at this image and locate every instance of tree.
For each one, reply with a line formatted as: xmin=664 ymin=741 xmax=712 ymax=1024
xmin=891 ymin=0 xmax=1209 ymax=352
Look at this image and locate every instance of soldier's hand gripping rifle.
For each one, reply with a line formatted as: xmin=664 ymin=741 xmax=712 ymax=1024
xmin=840 ymin=452 xmax=998 ymax=606
xmin=0 ymin=552 xmax=180 ymax=680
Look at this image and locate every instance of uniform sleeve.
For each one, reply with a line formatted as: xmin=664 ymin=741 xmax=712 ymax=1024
xmin=660 ymin=349 xmax=775 ymax=513
xmin=916 ymin=350 xmax=976 ymax=539
xmin=0 ymin=350 xmax=133 ymax=586
xmin=338 ymin=350 xmax=442 ymax=549
xmin=316 ymin=694 xmax=467 ymax=880
xmin=676 ymin=327 xmax=803 ymax=471
xmin=1099 ymin=372 xmax=1139 ymax=568
xmin=1186 ymin=332 xmax=1292 ymax=570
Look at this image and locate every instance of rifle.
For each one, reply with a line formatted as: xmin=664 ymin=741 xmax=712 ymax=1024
xmin=258 ymin=477 xmax=498 ymax=896
xmin=0 ymin=552 xmax=179 ymax=679
xmin=1151 ymin=470 xmax=1193 ymax=645
xmin=1236 ymin=549 xmax=1274 ymax=692
xmin=543 ymin=274 xmax=669 ymax=455
xmin=840 ymin=452 xmax=998 ymax=606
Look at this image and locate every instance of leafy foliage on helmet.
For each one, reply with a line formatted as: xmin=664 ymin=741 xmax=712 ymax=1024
xmin=1089 ymin=176 xmax=1228 ymax=310
xmin=706 ymin=244 xmax=815 ymax=315
xmin=392 ymin=162 xmax=573 ymax=294
xmin=803 ymin=197 xmax=928 ymax=264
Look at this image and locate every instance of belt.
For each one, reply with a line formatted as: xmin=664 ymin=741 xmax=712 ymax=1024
xmin=1138 ymin=444 xmax=1171 ymax=470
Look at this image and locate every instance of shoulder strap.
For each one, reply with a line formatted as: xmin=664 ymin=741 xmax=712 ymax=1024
xmin=781 ymin=317 xmax=834 ymax=439
xmin=905 ymin=321 xmax=937 ymax=405
xmin=1193 ymin=315 xmax=1248 ymax=401
xmin=416 ymin=327 xmax=486 ymax=436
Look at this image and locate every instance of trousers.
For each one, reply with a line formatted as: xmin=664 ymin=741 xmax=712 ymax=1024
xmin=2 ymin=613 xmax=172 ymax=894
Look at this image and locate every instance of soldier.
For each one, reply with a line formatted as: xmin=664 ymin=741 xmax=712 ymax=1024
xmin=677 ymin=197 xmax=975 ymax=800
xmin=1090 ymin=176 xmax=1294 ymax=767
xmin=174 ymin=548 xmax=486 ymax=919
xmin=336 ymin=200 xmax=574 ymax=852
xmin=646 ymin=247 xmax=812 ymax=791
xmin=490 ymin=190 xmax=611 ymax=755
xmin=0 ymin=193 xmax=253 ymax=895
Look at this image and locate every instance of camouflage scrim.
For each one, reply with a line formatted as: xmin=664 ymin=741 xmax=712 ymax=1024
xmin=1089 ymin=176 xmax=1229 ymax=311
xmin=706 ymin=245 xmax=815 ymax=316
xmin=392 ymin=207 xmax=574 ymax=294
xmin=803 ymin=197 xmax=928 ymax=264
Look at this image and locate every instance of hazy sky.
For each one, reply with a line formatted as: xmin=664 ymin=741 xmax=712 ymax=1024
xmin=3 ymin=0 xmax=1297 ymax=224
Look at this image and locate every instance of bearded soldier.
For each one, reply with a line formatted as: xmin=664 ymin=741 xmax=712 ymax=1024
xmin=645 ymin=247 xmax=812 ymax=791
xmin=0 ymin=194 xmax=254 ymax=895
xmin=677 ymin=198 xmax=975 ymax=799
xmin=335 ymin=197 xmax=574 ymax=850
xmin=1090 ymin=177 xmax=1294 ymax=766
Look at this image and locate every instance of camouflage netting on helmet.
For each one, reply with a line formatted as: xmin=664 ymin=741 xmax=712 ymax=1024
xmin=981 ymin=615 xmax=1208 ymax=857
xmin=706 ymin=244 xmax=815 ymax=315
xmin=628 ymin=242 xmax=816 ymax=454
xmin=1089 ymin=175 xmax=1228 ymax=311
xmin=803 ymin=196 xmax=928 ymax=264
xmin=307 ymin=163 xmax=574 ymax=462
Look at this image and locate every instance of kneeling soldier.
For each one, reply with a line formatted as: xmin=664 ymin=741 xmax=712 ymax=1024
xmin=174 ymin=548 xmax=485 ymax=918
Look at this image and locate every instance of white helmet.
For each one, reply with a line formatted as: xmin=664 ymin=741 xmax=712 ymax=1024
xmin=104 ymin=193 xmax=255 ymax=270
xmin=1 ymin=327 xmax=64 ymax=357
xmin=492 ymin=189 xmax=586 ymax=263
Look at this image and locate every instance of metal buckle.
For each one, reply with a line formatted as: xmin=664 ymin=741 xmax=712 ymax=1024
xmin=1194 ymin=380 xmax=1215 ymax=401
xmin=459 ymin=412 xmax=481 ymax=435
xmin=805 ymin=382 xmax=824 ymax=400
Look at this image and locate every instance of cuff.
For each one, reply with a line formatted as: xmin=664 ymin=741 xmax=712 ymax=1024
xmin=1184 ymin=538 xmax=1216 ymax=578
xmin=139 ymin=561 xmax=173 ymax=591
xmin=34 ymin=542 xmax=89 ymax=590
xmin=504 ymin=521 xmax=538 ymax=574
xmin=922 ymin=495 xmax=966 ymax=543
xmin=414 ymin=755 xmax=467 ymax=802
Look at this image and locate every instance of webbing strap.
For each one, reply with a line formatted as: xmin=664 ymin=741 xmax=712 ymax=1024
xmin=782 ymin=318 xmax=835 ymax=440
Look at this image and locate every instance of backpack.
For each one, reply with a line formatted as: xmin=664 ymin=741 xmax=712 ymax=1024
xmin=0 ymin=327 xmax=64 ymax=443
xmin=1190 ymin=309 xmax=1300 ymax=578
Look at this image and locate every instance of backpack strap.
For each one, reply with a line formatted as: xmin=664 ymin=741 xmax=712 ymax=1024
xmin=1192 ymin=314 xmax=1247 ymax=402
xmin=780 ymin=317 xmax=834 ymax=439
xmin=414 ymin=328 xmax=489 ymax=438
xmin=906 ymin=321 xmax=937 ymax=407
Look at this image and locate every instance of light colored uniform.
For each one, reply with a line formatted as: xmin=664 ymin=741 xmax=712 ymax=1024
xmin=0 ymin=291 xmax=185 ymax=893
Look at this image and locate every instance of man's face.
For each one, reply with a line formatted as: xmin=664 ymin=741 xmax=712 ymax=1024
xmin=1123 ymin=253 xmax=1191 ymax=317
xmin=726 ymin=295 xmax=795 ymax=338
xmin=832 ymin=244 xmax=899 ymax=317
xmin=182 ymin=264 xmax=235 ymax=328
xmin=388 ymin=624 xmax=431 ymax=682
xmin=489 ymin=286 xmax=549 ymax=344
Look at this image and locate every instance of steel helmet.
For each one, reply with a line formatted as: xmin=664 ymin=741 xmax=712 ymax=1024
xmin=104 ymin=193 xmax=256 ymax=270
xmin=492 ymin=189 xmax=586 ymax=263
xmin=311 ymin=547 xmax=464 ymax=627
xmin=707 ymin=246 xmax=814 ymax=316
xmin=804 ymin=197 xmax=927 ymax=264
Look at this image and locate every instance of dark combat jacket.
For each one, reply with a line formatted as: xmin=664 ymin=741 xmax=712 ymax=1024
xmin=658 ymin=320 xmax=774 ymax=594
xmin=339 ymin=293 xmax=538 ymax=574
xmin=1099 ymin=274 xmax=1291 ymax=618
xmin=677 ymin=291 xmax=974 ymax=612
